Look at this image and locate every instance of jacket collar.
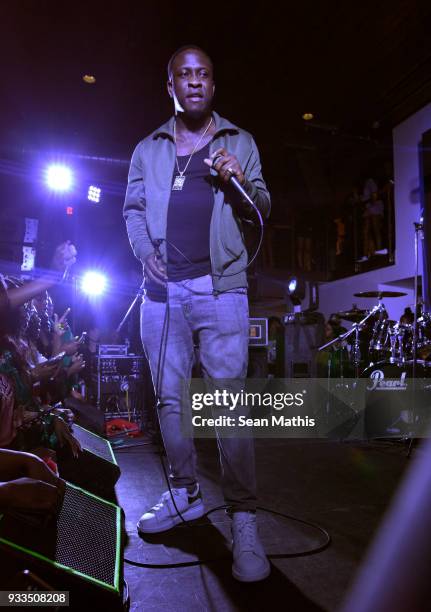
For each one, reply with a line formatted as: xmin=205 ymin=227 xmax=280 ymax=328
xmin=152 ymin=111 xmax=239 ymax=140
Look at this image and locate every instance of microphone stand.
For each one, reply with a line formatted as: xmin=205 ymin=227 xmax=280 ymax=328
xmin=407 ymin=220 xmax=424 ymax=455
xmin=116 ymin=282 xmax=145 ymax=334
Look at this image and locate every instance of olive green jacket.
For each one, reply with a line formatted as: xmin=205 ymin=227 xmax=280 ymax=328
xmin=123 ymin=111 xmax=270 ymax=292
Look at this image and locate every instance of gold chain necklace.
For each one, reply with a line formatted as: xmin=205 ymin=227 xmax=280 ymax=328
xmin=172 ymin=117 xmax=213 ymax=191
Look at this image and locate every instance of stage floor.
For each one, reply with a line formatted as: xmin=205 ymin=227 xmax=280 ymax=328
xmin=115 ymin=437 xmax=411 ymax=611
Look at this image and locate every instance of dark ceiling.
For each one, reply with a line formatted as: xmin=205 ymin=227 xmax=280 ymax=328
xmin=1 ymin=0 xmax=431 ymax=225
xmin=2 ymin=1 xmax=431 ymax=155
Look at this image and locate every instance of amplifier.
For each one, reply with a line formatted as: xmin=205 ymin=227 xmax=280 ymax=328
xmin=0 ymin=482 xmax=124 ymax=611
xmin=93 ymin=355 xmax=145 ymax=380
xmin=57 ymin=424 xmax=120 ymax=502
xmin=94 ymin=355 xmax=145 ymax=376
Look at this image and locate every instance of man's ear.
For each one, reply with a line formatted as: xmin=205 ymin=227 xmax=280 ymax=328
xmin=167 ymin=79 xmax=173 ymax=98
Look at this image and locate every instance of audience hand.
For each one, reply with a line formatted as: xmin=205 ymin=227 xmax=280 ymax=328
xmin=20 ymin=452 xmax=59 ymax=486
xmin=53 ymin=309 xmax=71 ymax=336
xmin=67 ymin=353 xmax=85 ymax=377
xmin=0 ymin=478 xmax=63 ymax=514
xmin=61 ymin=337 xmax=80 ymax=355
xmin=51 ymin=241 xmax=77 ymax=272
xmin=53 ymin=417 xmax=82 ymax=458
xmin=30 ymin=360 xmax=62 ymax=383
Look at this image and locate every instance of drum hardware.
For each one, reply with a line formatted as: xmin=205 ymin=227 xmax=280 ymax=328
xmin=319 ymin=304 xmax=385 ymax=378
xmin=336 ymin=308 xmax=368 ymax=323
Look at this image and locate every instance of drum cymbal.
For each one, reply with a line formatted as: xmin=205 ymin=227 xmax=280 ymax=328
xmin=354 ymin=291 xmax=407 ymax=298
xmin=336 ymin=308 xmax=368 ymax=322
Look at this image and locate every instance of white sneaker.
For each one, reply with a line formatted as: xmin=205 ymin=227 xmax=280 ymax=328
xmin=375 ymin=248 xmax=388 ymax=255
xmin=356 ymin=256 xmax=369 ymax=263
xmin=231 ymin=511 xmax=270 ymax=582
xmin=137 ymin=485 xmax=204 ymax=534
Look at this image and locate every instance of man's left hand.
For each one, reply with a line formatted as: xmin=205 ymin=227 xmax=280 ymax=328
xmin=204 ymin=148 xmax=245 ymax=185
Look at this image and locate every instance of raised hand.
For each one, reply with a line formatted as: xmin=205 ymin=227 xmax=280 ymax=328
xmin=51 ymin=241 xmax=77 ymax=272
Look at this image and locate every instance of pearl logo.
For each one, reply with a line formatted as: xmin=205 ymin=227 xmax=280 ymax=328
xmin=367 ymin=369 xmax=407 ymax=391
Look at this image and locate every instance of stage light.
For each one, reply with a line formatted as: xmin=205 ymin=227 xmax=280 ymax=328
xmin=83 ymin=75 xmax=96 ymax=84
xmin=288 ymin=278 xmax=298 ymax=294
xmin=88 ymin=185 xmax=101 ymax=203
xmin=45 ymin=165 xmax=73 ymax=192
xmin=287 ymin=277 xmax=306 ymax=307
xmin=80 ymin=271 xmax=107 ymax=296
xmin=302 ymin=112 xmax=314 ymax=121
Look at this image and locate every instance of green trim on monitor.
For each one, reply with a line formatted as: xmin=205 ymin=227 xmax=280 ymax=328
xmin=114 ymin=505 xmax=122 ymax=592
xmin=66 ymin=481 xmax=118 ymax=508
xmin=74 ymin=424 xmax=118 ymax=466
xmin=0 ymin=484 xmax=122 ymax=595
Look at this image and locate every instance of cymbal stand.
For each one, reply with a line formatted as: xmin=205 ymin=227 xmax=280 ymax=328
xmin=318 ymin=304 xmax=385 ymax=378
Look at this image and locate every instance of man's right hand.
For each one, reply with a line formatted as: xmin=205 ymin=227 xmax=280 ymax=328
xmin=0 ymin=477 xmax=63 ymax=514
xmin=144 ymin=252 xmax=167 ymax=286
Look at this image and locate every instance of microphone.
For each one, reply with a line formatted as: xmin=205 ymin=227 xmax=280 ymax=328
xmin=211 ymin=155 xmax=254 ymax=207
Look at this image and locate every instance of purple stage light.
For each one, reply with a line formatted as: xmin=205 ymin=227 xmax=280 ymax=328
xmin=80 ymin=271 xmax=107 ymax=296
xmin=45 ymin=164 xmax=73 ymax=192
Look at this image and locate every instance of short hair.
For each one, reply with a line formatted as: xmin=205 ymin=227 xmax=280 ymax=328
xmin=167 ymin=45 xmax=213 ymax=79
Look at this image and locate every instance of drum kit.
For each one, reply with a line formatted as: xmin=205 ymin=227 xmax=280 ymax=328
xmin=319 ymin=290 xmax=431 ymax=375
xmin=318 ymin=291 xmax=431 ymax=440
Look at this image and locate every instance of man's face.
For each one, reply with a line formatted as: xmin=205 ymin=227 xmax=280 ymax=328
xmin=167 ymin=49 xmax=215 ymax=119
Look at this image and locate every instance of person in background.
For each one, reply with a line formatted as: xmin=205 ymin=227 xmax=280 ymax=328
xmin=0 ymin=278 xmax=81 ymax=457
xmin=400 ymin=307 xmax=414 ymax=325
xmin=0 ymin=242 xmax=77 ymax=319
xmin=356 ymin=178 xmax=387 ymax=263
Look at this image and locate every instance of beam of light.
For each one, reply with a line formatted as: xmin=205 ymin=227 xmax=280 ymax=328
xmin=80 ymin=271 xmax=107 ymax=296
xmin=45 ymin=164 xmax=73 ymax=191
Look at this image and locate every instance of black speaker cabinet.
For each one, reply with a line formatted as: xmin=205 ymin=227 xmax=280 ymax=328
xmin=0 ymin=482 xmax=125 ymax=611
xmin=65 ymin=397 xmax=106 ymax=436
xmin=57 ymin=425 xmax=120 ymax=502
xmin=284 ymin=313 xmax=325 ymax=378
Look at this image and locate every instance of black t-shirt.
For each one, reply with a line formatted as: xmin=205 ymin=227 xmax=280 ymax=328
xmin=146 ymin=143 xmax=214 ymax=301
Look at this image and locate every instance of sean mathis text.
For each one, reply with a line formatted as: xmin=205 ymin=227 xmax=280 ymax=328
xmin=191 ymin=415 xmax=316 ymax=427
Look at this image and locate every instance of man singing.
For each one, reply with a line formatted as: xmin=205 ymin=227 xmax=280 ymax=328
xmin=123 ymin=45 xmax=271 ymax=582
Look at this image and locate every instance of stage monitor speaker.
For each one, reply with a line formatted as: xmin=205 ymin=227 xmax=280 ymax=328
xmin=57 ymin=425 xmax=120 ymax=502
xmin=65 ymin=397 xmax=106 ymax=436
xmin=284 ymin=313 xmax=325 ymax=378
xmin=0 ymin=482 xmax=124 ymax=611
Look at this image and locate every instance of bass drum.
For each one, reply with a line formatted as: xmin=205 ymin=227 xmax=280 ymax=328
xmin=361 ymin=360 xmax=431 ymax=439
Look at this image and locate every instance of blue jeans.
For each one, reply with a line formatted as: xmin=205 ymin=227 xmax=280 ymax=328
xmin=140 ymin=274 xmax=256 ymax=511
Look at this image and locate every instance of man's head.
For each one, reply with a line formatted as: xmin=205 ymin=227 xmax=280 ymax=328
xmin=167 ymin=45 xmax=215 ymax=119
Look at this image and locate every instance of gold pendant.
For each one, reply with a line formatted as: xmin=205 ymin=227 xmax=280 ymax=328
xmin=172 ymin=175 xmax=186 ymax=191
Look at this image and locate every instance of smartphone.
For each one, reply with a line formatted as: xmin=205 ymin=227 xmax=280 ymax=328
xmin=46 ymin=351 xmax=66 ymax=365
xmin=78 ymin=332 xmax=87 ymax=344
